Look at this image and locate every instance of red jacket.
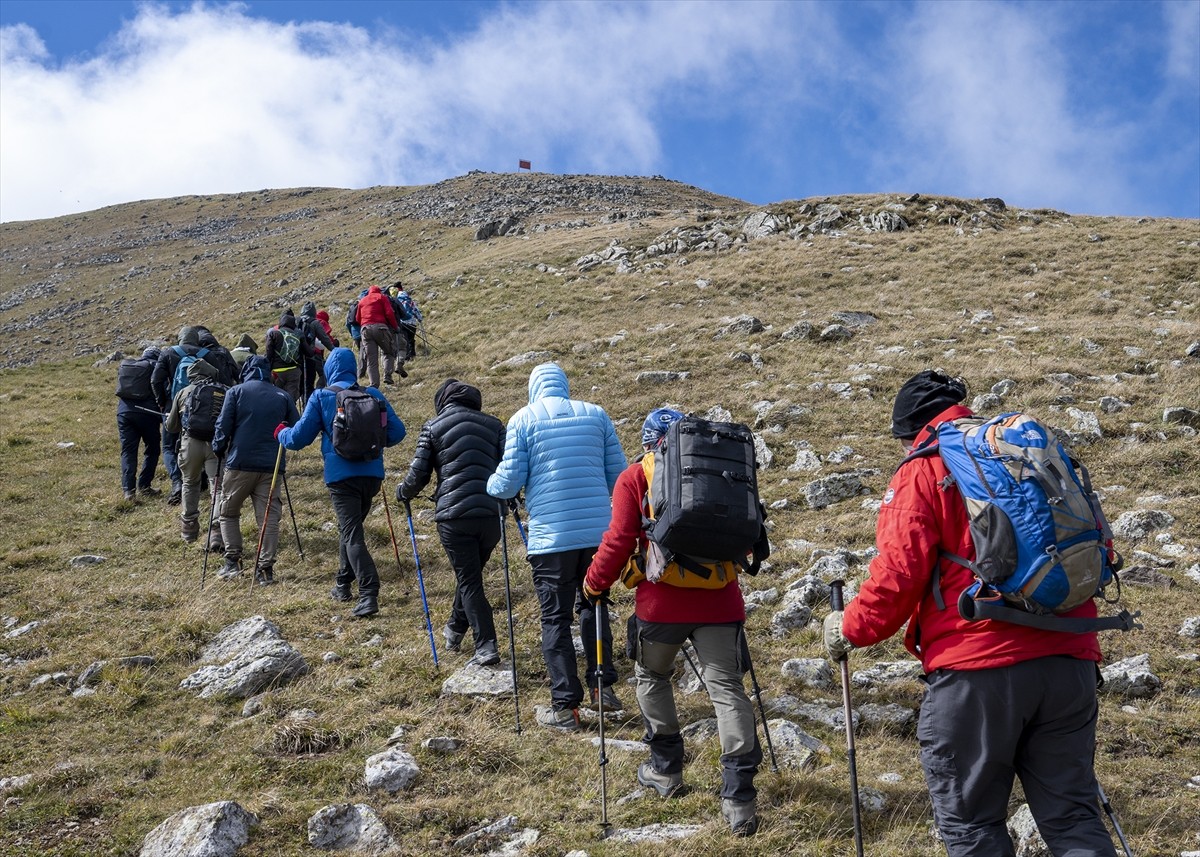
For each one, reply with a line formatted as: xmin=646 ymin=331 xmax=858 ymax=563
xmin=355 ymin=285 xmax=398 ymax=329
xmin=843 ymin=403 xmax=1103 ymax=672
xmin=585 ymin=458 xmax=745 ymax=624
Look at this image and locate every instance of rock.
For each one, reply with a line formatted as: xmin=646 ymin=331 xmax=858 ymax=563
xmin=1099 ymin=653 xmax=1161 ymax=699
xmin=744 ymin=587 xmax=779 ymax=606
xmin=605 ymin=823 xmax=703 ymax=844
xmin=635 ymin=370 xmax=689 ymax=384
xmin=138 ymin=801 xmax=258 ymax=857
xmin=752 ymin=400 xmax=810 ymax=429
xmin=491 ymin=351 xmax=554 ymax=370
xmin=307 ymin=803 xmax=394 ymax=853
xmin=715 ymin=315 xmax=764 ymax=337
xmin=69 ymin=554 xmax=107 ymax=566
xmin=859 ymin=787 xmax=887 ymax=813
xmin=30 ymin=672 xmax=73 ymax=689
xmin=859 ymin=703 xmax=917 ymax=735
xmin=702 ymin=405 xmax=733 ymax=423
xmin=1111 ymin=510 xmax=1175 ymax=541
xmin=452 ymin=815 xmax=519 ymax=850
xmin=441 ymin=661 xmax=515 ymax=697
xmin=486 ymin=827 xmax=539 ymax=855
xmin=851 ymin=661 xmax=923 ymax=689
xmin=1099 ymin=396 xmax=1128 ymax=414
xmin=970 ymin=309 xmax=994 ymax=325
xmin=422 ymin=737 xmax=460 ymax=753
xmin=77 ymin=655 xmax=156 ymax=687
xmin=1063 ymin=408 xmax=1102 ymax=444
xmin=241 ymin=695 xmax=266 ymax=718
xmin=971 ymin=393 xmax=1002 ymax=412
xmin=1164 ymin=407 xmax=1200 ymax=429
xmin=681 ymin=718 xmax=720 ymax=745
xmin=1045 ymin=373 xmax=1079 ymax=387
xmin=780 ymin=658 xmax=834 ymax=690
xmin=363 ymin=747 xmax=420 ymax=794
xmin=1119 ymin=566 xmax=1175 ymax=588
xmin=786 ymin=573 xmax=832 ymax=604
xmin=1178 ymin=617 xmax=1200 ymax=638
xmin=991 ymin=379 xmax=1017 ymax=396
xmin=862 ymin=211 xmax=908 ymax=232
xmin=829 ymin=311 xmax=878 ymax=329
xmin=802 ymin=473 xmax=865 ymax=509
xmin=781 ymin=321 xmax=815 ymax=341
xmin=766 ymin=719 xmax=829 ymax=770
xmin=741 ymin=211 xmax=787 ymax=239
xmin=769 ymin=591 xmax=813 ymax=635
xmin=0 ymin=774 xmax=33 ymax=795
xmin=475 ymin=216 xmax=521 ymax=241
xmin=178 ymin=616 xmax=308 ymax=700
xmin=1006 ymin=803 xmax=1050 ymax=857
xmin=753 ymin=433 xmax=774 ymax=469
xmin=5 ymin=620 xmax=41 ymax=638
xmin=818 ymin=324 xmax=853 ymax=342
xmin=768 ymin=694 xmax=853 ymax=732
xmin=588 ymin=737 xmax=646 ymax=753
xmin=1186 ymin=341 xmax=1200 ymax=358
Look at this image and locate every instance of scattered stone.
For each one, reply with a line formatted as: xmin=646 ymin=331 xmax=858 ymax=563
xmin=681 ymin=718 xmax=719 ymax=745
xmin=0 ymin=774 xmax=33 ymax=795
xmin=715 ymin=314 xmax=764 ymax=337
xmin=1119 ymin=566 xmax=1175 ymax=588
xmin=970 ymin=309 xmax=994 ymax=325
xmin=452 ymin=816 xmax=518 ymax=850
xmin=753 ymin=433 xmax=774 ymax=469
xmin=829 ymin=311 xmax=878 ymax=329
xmin=781 ymin=321 xmax=815 ymax=341
xmin=1045 ymin=373 xmax=1079 ymax=387
xmin=991 ymin=379 xmax=1017 ymax=396
xmin=752 ymin=399 xmax=810 ymax=429
xmin=744 ymin=587 xmax=779 ymax=606
xmin=878 ymin=772 xmax=903 ymax=784
xmin=1062 ymin=408 xmax=1102 ymax=444
xmin=851 ymin=661 xmax=923 ymax=689
xmin=241 ymin=695 xmax=266 ymax=718
xmin=307 ymin=803 xmax=394 ymax=853
xmin=422 ymin=737 xmax=460 ymax=753
xmin=859 ymin=787 xmax=887 ymax=813
xmin=635 ymin=370 xmax=689 ymax=384
xmin=588 ymin=737 xmax=646 ymax=753
xmin=491 ymin=351 xmax=555 ymax=370
xmin=441 ymin=661 xmax=515 ymax=697
xmin=859 ymin=703 xmax=917 ymax=735
xmin=766 ymin=719 xmax=829 ymax=770
xmin=1186 ymin=341 xmax=1200 ymax=358
xmin=30 ymin=672 xmax=72 ymax=690
xmin=604 ymin=823 xmax=703 ymax=844
xmin=77 ymin=655 xmax=156 ymax=688
xmin=178 ymin=616 xmax=309 ymax=700
xmin=1099 ymin=396 xmax=1128 ymax=414
xmin=780 ymin=658 xmax=834 ymax=690
xmin=768 ymin=694 xmax=854 ymax=732
xmin=1099 ymin=653 xmax=1161 ymax=699
xmin=69 ymin=554 xmax=107 ymax=566
xmin=1178 ymin=617 xmax=1200 ymax=638
xmin=802 ymin=473 xmax=866 ymax=510
xmin=1007 ymin=803 xmax=1049 ymax=857
xmin=769 ymin=591 xmax=813 ymax=636
xmin=1164 ymin=407 xmax=1200 ymax=429
xmin=5 ymin=620 xmax=41 ymax=639
xmin=971 ymin=393 xmax=1002 ymax=412
xmin=138 ymin=801 xmax=258 ymax=857
xmin=363 ymin=747 xmax=420 ymax=794
xmin=487 ymin=827 xmax=539 ymax=855
xmin=1111 ymin=510 xmax=1175 ymax=541
xmin=818 ymin=324 xmax=853 ymax=342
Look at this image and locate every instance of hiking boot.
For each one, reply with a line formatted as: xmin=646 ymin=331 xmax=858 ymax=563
xmin=590 ymin=685 xmax=625 ymax=712
xmin=218 ymin=558 xmax=243 ymax=580
xmin=637 ymin=762 xmax=684 ymax=798
xmin=351 ymin=595 xmax=379 ymax=618
xmin=206 ymin=525 xmax=224 ymax=554
xmin=384 ymin=375 xmax=395 ymax=386
xmin=398 ymin=365 xmax=409 ymax=379
xmin=255 ymin=566 xmax=275 ymax=586
xmin=330 ymin=583 xmax=353 ymax=602
xmin=535 ymin=705 xmax=580 ymax=732
xmin=443 ymin=625 xmax=464 ymax=653
xmin=181 ymin=518 xmax=200 ymax=543
xmin=123 ymin=489 xmax=136 ymax=501
xmin=721 ymin=798 xmax=759 ymax=837
xmin=138 ymin=486 xmax=162 ymax=498
xmin=167 ymin=484 xmax=182 ymax=506
xmin=466 ymin=641 xmax=501 ymax=668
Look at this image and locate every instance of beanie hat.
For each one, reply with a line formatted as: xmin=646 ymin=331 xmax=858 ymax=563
xmin=142 ymin=346 xmax=162 ymax=361
xmin=891 ymin=370 xmax=967 ymax=439
xmin=642 ymin=408 xmax=685 ymax=447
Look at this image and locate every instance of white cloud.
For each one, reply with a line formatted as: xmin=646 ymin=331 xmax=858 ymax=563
xmin=1163 ymin=0 xmax=1200 ymax=85
xmin=0 ymin=1 xmax=816 ymax=222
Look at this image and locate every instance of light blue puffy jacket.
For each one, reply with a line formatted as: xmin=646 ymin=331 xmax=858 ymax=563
xmin=487 ymin=363 xmax=627 ymax=555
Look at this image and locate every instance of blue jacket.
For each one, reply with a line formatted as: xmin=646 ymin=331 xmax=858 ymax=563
xmin=278 ymin=348 xmax=405 ymax=484
xmin=487 ymin=362 xmax=626 ymax=554
xmin=212 ymin=357 xmax=300 ymax=473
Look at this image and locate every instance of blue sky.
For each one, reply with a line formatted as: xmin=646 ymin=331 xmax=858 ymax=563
xmin=1 ymin=0 xmax=1197 ymax=223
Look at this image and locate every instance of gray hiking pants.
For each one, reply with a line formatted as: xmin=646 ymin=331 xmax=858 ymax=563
xmin=218 ymin=468 xmax=283 ymax=569
xmin=635 ymin=621 xmax=761 ymax=802
xmin=178 ymin=433 xmax=218 ymax=525
xmin=919 ymin=656 xmax=1116 ymax=857
xmin=361 ymin=324 xmax=396 ymax=388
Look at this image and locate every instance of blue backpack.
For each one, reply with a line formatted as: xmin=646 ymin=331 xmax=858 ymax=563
xmin=908 ymin=412 xmax=1139 ymax=633
xmin=169 ymin=346 xmax=209 ymax=400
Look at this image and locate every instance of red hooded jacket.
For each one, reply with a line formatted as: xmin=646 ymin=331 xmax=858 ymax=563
xmin=843 ymin=403 xmax=1103 ymax=672
xmin=355 ymin=285 xmax=398 ymax=329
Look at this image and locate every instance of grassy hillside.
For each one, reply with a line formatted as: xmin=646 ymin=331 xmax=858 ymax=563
xmin=1 ymin=173 xmax=1198 ymax=856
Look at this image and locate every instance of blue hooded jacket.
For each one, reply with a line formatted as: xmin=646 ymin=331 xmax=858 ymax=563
xmin=278 ymin=347 xmax=405 ymax=483
xmin=212 ymin=356 xmax=300 ymax=473
xmin=487 ymin=362 xmax=626 ymax=554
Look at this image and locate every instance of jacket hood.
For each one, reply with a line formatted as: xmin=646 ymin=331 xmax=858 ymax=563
xmin=914 ymin=403 xmax=976 ymax=449
xmin=528 ymin=362 xmax=568 ymax=403
xmin=434 ymin=379 xmax=482 ymax=414
xmin=142 ymin=347 xmax=162 ymax=361
xmin=316 ymin=310 xmax=330 ymax=323
xmin=235 ymin=333 xmax=258 ymax=352
xmin=186 ymin=358 xmax=219 ymax=384
xmin=324 ymin=347 xmax=359 ymax=387
xmin=178 ymin=326 xmax=201 ymax=347
xmin=300 ymin=301 xmax=317 ymax=320
xmin=196 ymin=328 xmax=218 ymax=348
xmin=241 ymin=355 xmax=272 ymax=383
xmin=367 ymin=285 xmax=383 ymax=296
xmin=279 ymin=310 xmax=296 ymax=329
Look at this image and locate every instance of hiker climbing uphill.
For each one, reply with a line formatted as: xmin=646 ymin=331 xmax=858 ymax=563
xmin=265 ymin=309 xmax=312 ymax=406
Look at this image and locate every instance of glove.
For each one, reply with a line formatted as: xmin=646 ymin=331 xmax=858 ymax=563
xmin=823 ymin=611 xmax=854 ymax=662
xmin=273 ymin=422 xmax=287 ymax=441
xmin=583 ymin=580 xmax=608 ymax=603
xmin=506 ymin=496 xmax=522 ymax=514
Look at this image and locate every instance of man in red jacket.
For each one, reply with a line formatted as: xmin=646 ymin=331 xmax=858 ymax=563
xmin=353 ymin=284 xmax=399 ymax=388
xmin=824 ymin=370 xmax=1116 ymax=857
xmin=584 ymin=408 xmax=762 ymax=837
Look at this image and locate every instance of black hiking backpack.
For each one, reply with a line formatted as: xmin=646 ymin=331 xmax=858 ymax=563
xmin=646 ymin=416 xmax=769 ymax=577
xmin=181 ymin=380 xmax=227 ymax=442
xmin=116 ymin=358 xmax=155 ymax=402
xmin=329 ymin=385 xmax=387 ymax=461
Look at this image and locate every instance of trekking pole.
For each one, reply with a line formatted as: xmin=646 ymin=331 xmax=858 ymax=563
xmin=402 ymin=499 xmax=439 ymax=670
xmin=280 ymin=472 xmax=304 ymax=559
xmin=508 ymin=497 xmax=529 ymax=549
xmin=680 ymin=644 xmax=707 ymax=691
xmin=201 ymin=463 xmax=222 ymax=591
xmin=1097 ymin=782 xmax=1134 ymax=857
xmin=830 ymin=580 xmax=864 ymax=857
xmin=499 ymin=501 xmax=521 ymax=733
xmin=134 ymin=405 xmax=169 ymax=419
xmin=251 ymin=443 xmax=284 ymax=591
xmin=381 ymin=491 xmax=409 ymax=593
xmin=594 ymin=593 xmax=611 ymax=833
xmin=739 ymin=624 xmax=779 ymax=773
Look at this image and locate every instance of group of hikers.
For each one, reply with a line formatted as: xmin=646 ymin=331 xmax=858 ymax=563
xmin=114 ymin=293 xmax=1131 ymax=851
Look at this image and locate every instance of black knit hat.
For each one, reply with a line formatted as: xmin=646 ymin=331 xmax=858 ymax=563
xmin=891 ymin=370 xmax=967 ymax=439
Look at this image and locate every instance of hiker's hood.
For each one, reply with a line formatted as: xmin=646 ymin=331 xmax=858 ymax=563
xmin=300 ymin=301 xmax=316 ymax=320
xmin=186 ymin=358 xmax=219 ymax=383
xmin=315 ymin=310 xmax=330 ymax=323
xmin=435 ymin=379 xmax=482 ymax=414
xmin=235 ymin=333 xmax=258 ymax=352
xmin=142 ymin=346 xmax=162 ymax=361
xmin=241 ymin=356 xmax=272 ymax=383
xmin=367 ymin=285 xmax=383 ymax=297
xmin=196 ymin=328 xmax=219 ymax=348
xmin=178 ymin=326 xmax=201 ymax=347
xmin=324 ymin=347 xmax=358 ymax=387
xmin=528 ymin=362 xmax=568 ymax=403
xmin=279 ymin=310 xmax=296 ymax=329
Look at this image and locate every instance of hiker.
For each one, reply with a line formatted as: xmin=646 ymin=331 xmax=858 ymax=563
xmin=115 ymin=346 xmax=163 ymax=500
xmin=164 ymin=358 xmax=223 ymax=544
xmin=346 ymin=287 xmax=367 ymax=361
xmin=151 ymin=325 xmax=209 ymax=505
xmin=388 ymin=282 xmax=422 ymax=374
xmin=231 ymin=333 xmax=258 ymax=369
xmin=265 ymin=308 xmax=312 ymax=405
xmin=353 ymin=284 xmax=400 ymax=387
xmin=299 ymin=301 xmax=336 ymax=397
xmin=583 ymin=408 xmax=763 ymax=836
xmin=397 ymin=379 xmax=505 ymax=667
xmin=211 ymin=356 xmax=300 ymax=584
xmin=486 ymin=362 xmax=627 ymax=730
xmin=195 ymin=326 xmax=239 ymax=387
xmin=823 ymin=370 xmax=1117 ymax=857
xmin=277 ymin=347 xmax=405 ymax=618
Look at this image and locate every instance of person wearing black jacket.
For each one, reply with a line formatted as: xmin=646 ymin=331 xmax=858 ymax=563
xmin=151 ymin=325 xmax=206 ymax=505
xmin=116 ymin=346 xmax=163 ymax=500
xmin=265 ymin=309 xmax=313 ymax=406
xmin=195 ymin=326 xmax=239 ymax=387
xmin=397 ymin=379 xmax=505 ymax=666
xmin=299 ymin=301 xmax=336 ymax=397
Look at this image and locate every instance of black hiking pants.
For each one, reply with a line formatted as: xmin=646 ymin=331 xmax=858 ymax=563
xmin=117 ymin=410 xmax=161 ymax=492
xmin=327 ymin=476 xmax=382 ymax=598
xmin=437 ymin=516 xmax=501 ymax=651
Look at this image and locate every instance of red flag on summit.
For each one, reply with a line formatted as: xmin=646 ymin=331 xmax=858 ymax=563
xmin=518 ymin=159 xmax=531 ymax=170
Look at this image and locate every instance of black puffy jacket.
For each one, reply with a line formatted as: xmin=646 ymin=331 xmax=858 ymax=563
xmin=397 ymin=380 xmax=505 ymax=521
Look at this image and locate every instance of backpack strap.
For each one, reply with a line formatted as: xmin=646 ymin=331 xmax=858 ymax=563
xmin=958 ymin=588 xmax=1142 ymax=632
